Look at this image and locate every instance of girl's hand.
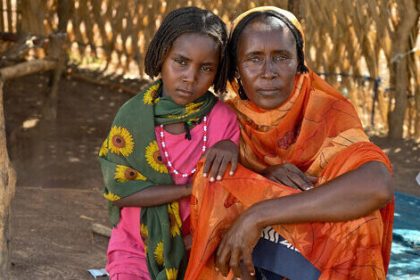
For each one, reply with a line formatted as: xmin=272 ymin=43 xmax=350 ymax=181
xmin=202 ymin=140 xmax=238 ymax=182
xmin=262 ymin=163 xmax=317 ymax=191
xmin=183 ymin=234 xmax=192 ymax=250
xmin=215 ymin=211 xmax=259 ymax=278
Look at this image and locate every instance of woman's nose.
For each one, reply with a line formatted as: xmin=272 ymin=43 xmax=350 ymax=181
xmin=261 ymin=60 xmax=278 ymax=79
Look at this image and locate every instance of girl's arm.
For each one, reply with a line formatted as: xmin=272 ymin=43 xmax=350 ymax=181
xmin=113 ymin=183 xmax=192 ymax=207
xmin=215 ymin=161 xmax=393 ymax=277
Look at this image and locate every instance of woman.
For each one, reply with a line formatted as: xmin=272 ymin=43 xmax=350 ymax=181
xmin=185 ymin=6 xmax=394 ymax=280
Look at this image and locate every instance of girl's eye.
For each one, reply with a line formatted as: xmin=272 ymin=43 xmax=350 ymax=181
xmin=201 ymin=65 xmax=212 ymax=72
xmin=174 ymin=58 xmax=187 ymax=66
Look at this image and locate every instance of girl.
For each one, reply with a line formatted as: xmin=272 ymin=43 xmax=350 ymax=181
xmin=98 ymin=7 xmax=240 ymax=280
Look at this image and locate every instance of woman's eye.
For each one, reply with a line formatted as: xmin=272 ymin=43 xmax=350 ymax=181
xmin=273 ymin=55 xmax=288 ymax=62
xmin=249 ymin=57 xmax=262 ymax=63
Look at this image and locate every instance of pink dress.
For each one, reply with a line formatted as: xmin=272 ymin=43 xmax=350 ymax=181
xmin=106 ymin=101 xmax=240 ymax=279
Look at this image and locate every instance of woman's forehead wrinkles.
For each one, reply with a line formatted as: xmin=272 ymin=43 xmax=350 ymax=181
xmin=245 ymin=17 xmax=286 ymax=32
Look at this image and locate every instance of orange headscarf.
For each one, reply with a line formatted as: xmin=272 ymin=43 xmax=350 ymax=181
xmin=185 ymin=6 xmax=394 ymax=280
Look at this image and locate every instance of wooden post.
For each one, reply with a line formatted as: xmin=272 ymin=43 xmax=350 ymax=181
xmin=0 ymin=80 xmax=17 ymax=280
xmin=0 ymin=59 xmax=56 ymax=278
xmin=387 ymin=0 xmax=418 ymax=139
xmin=43 ymin=33 xmax=67 ymax=120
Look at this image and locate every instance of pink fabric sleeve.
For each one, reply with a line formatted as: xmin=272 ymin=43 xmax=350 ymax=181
xmin=207 ymin=101 xmax=240 ymax=146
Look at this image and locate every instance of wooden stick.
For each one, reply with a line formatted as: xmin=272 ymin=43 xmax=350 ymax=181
xmin=92 ymin=223 xmax=111 ymax=238
xmin=68 ymin=72 xmax=139 ymax=95
xmin=0 ymin=59 xmax=56 ymax=81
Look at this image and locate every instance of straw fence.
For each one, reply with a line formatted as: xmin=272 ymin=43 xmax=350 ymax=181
xmin=1 ymin=0 xmax=419 ymax=138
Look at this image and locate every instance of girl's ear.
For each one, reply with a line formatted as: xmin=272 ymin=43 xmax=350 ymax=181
xmin=234 ymin=69 xmax=240 ymax=80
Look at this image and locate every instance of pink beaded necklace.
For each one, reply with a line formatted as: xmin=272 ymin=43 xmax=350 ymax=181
xmin=158 ymin=116 xmax=208 ymax=177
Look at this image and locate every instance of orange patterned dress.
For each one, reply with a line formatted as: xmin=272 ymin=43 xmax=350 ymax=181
xmin=185 ymin=70 xmax=393 ymax=280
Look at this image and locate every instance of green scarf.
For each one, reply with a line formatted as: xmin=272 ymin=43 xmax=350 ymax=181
xmin=98 ymin=80 xmax=217 ymax=280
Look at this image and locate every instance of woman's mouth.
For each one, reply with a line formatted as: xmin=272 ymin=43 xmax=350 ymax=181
xmin=257 ymin=88 xmax=280 ymax=96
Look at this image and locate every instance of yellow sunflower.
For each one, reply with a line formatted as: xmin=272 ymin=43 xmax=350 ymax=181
xmin=145 ymin=141 xmax=168 ymax=173
xmin=108 ymin=126 xmax=135 ymax=157
xmin=168 ymin=202 xmax=182 ymax=237
xmin=99 ymin=138 xmax=108 ymax=157
xmin=114 ymin=165 xmax=146 ymax=183
xmin=140 ymin=223 xmax=149 ymax=240
xmin=154 ymin=241 xmax=164 ymax=266
xmin=185 ymin=101 xmax=204 ymax=115
xmin=165 ymin=268 xmax=178 ymax=280
xmin=103 ymin=192 xmax=121 ymax=202
xmin=166 ymin=101 xmax=204 ymax=120
xmin=143 ymin=82 xmax=160 ymax=105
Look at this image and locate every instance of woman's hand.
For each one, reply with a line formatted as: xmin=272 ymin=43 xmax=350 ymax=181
xmin=262 ymin=163 xmax=317 ymax=191
xmin=202 ymin=140 xmax=238 ymax=182
xmin=215 ymin=212 xmax=260 ymax=278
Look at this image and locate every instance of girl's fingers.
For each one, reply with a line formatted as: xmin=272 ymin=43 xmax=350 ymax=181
xmin=202 ymin=151 xmax=216 ymax=177
xmin=209 ymin=155 xmax=223 ymax=182
xmin=230 ymin=155 xmax=238 ymax=176
xmin=216 ymin=156 xmax=230 ymax=180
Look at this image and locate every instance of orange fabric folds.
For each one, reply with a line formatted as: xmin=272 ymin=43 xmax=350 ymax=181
xmin=185 ymin=142 xmax=393 ymax=280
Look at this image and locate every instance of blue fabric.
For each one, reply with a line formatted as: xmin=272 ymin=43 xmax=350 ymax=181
xmin=252 ymin=238 xmax=320 ymax=280
xmin=388 ymin=192 xmax=420 ymax=279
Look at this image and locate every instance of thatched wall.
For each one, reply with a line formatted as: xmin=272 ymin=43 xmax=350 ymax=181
xmin=1 ymin=0 xmax=419 ymax=138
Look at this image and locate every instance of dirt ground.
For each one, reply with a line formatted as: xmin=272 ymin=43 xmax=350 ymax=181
xmin=3 ymin=72 xmax=420 ymax=279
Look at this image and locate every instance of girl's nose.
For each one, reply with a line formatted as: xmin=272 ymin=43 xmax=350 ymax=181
xmin=182 ymin=67 xmax=198 ymax=83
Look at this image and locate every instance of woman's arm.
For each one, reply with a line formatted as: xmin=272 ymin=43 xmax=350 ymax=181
xmin=251 ymin=161 xmax=393 ymax=225
xmin=215 ymin=161 xmax=393 ymax=277
xmin=113 ymin=183 xmax=192 ymax=207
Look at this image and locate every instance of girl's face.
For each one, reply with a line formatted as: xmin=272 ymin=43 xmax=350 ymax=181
xmin=160 ymin=33 xmax=220 ymax=105
xmin=236 ymin=18 xmax=298 ymax=110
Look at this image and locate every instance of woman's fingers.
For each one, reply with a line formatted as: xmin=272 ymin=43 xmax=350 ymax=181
xmin=274 ymin=174 xmax=300 ymax=189
xmin=286 ymin=171 xmax=313 ymax=190
xmin=284 ymin=164 xmax=314 ymax=190
xmin=216 ymin=237 xmax=230 ymax=276
xmin=242 ymin=251 xmax=255 ymax=277
xmin=229 ymin=248 xmax=242 ymax=278
xmin=306 ymin=174 xmax=318 ymax=183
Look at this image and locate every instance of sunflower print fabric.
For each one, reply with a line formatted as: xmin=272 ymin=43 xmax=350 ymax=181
xmin=98 ymin=80 xmax=217 ymax=279
xmin=145 ymin=141 xmax=169 ymax=174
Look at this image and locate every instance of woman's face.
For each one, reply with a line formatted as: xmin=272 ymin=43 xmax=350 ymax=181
xmin=236 ymin=17 xmax=298 ymax=109
xmin=161 ymin=33 xmax=220 ymax=105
